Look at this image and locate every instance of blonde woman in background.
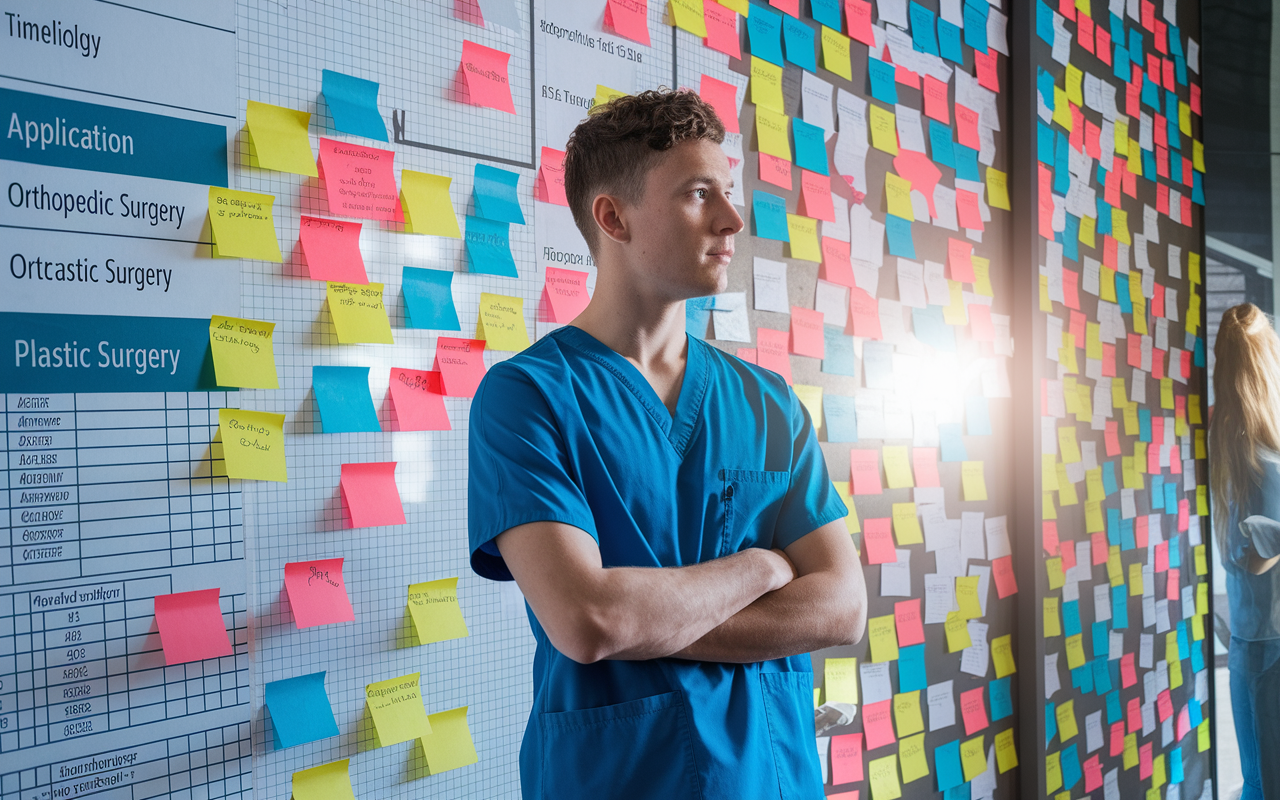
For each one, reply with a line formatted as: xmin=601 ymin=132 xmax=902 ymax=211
xmin=1209 ymin=302 xmax=1280 ymax=800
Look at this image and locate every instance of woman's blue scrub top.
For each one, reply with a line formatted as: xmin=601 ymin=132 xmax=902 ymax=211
xmin=468 ymin=325 xmax=847 ymax=800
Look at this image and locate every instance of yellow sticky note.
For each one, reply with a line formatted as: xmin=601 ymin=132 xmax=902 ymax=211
xmin=892 ymin=502 xmax=923 ymax=545
xmin=1043 ymin=492 xmax=1057 ymax=519
xmin=893 ymin=691 xmax=924 ymax=738
xmin=1129 ymin=562 xmax=1144 ymax=596
xmin=1161 ymin=377 xmax=1175 ymax=410
xmin=208 ymin=187 xmax=283 ymax=262
xmin=793 ymin=384 xmax=824 ymax=430
xmin=668 ymin=0 xmax=708 ymax=37
xmin=210 ymin=316 xmax=279 ymax=389
xmin=1111 ymin=207 xmax=1130 ymax=245
xmin=960 ymin=735 xmax=986 ymax=782
xmin=1199 ymin=720 xmax=1210 ymax=752
xmin=476 ymin=292 xmax=531 ymax=351
xmin=1056 ymin=699 xmax=1078 ymax=741
xmin=992 ymin=634 xmax=1015 ymax=678
xmin=1085 ymin=500 xmax=1105 ymax=534
xmin=1078 ymin=214 xmax=1096 ymax=247
xmin=1042 ymin=454 xmax=1059 ymax=492
xmin=972 ymin=256 xmax=994 ymax=296
xmin=1179 ymin=101 xmax=1192 ymax=136
xmin=986 ymin=168 xmax=1010 ymax=210
xmin=1044 ymin=597 xmax=1061 ymax=637
xmin=719 ymin=0 xmax=749 ymax=13
xmin=595 ymin=84 xmax=627 ymax=107
xmin=883 ymin=446 xmax=914 ymax=488
xmin=751 ymin=57 xmax=785 ymax=114
xmin=1123 ymin=733 xmax=1138 ymax=769
xmin=1065 ymin=65 xmax=1084 ymax=106
xmin=1085 ymin=468 xmax=1104 ymax=503
xmin=1193 ymin=139 xmax=1205 ymax=172
xmin=869 ymin=614 xmax=899 ymax=663
xmin=1046 ymin=751 xmax=1063 ymax=794
xmin=962 ymin=461 xmax=987 ymax=501
xmin=885 ymin=172 xmax=914 ymax=220
xmin=1128 ymin=138 xmax=1143 ymax=175
xmin=955 ymin=576 xmax=981 ymax=620
xmin=1052 ymin=87 xmax=1073 ymax=130
xmin=1046 ymin=556 xmax=1065 ymax=589
xmin=1169 ymin=656 xmax=1183 ymax=689
xmin=945 ymin=611 xmax=971 ymax=652
xmin=1195 ymin=429 xmax=1207 ymax=459
xmin=1108 ymin=545 xmax=1123 ymax=586
xmin=1058 ymin=427 xmax=1081 ymax=463
xmin=1100 ymin=265 xmax=1117 ymax=302
xmin=400 ymin=170 xmax=462 ymax=238
xmin=868 ymin=754 xmax=903 ymax=800
xmin=246 ymin=100 xmax=317 ymax=176
xmin=821 ymin=25 xmax=852 ymax=81
xmin=756 ymin=106 xmax=792 ymax=160
xmin=419 ymin=706 xmax=479 ymax=774
xmin=943 ymin=280 xmax=968 ymax=326
xmin=327 ymin=281 xmax=393 ymax=344
xmin=366 ymin=673 xmax=432 ymax=746
xmin=869 ymin=104 xmax=898 ymax=155
xmin=218 ymin=408 xmax=286 ymax=482
xmin=786 ymin=214 xmax=822 ymax=261
xmin=995 ymin=728 xmax=1018 ymax=773
xmin=1065 ymin=633 xmax=1085 ymax=670
xmin=1153 ymin=752 xmax=1167 ymax=789
xmin=833 ymin=481 xmax=862 ymax=534
xmin=291 ymin=759 xmax=356 ymax=800
xmin=824 ymin=656 xmax=858 ymax=703
xmin=1195 ymin=545 xmax=1208 ymax=576
xmin=407 ymin=578 xmax=469 ymax=644
xmin=1039 ymin=273 xmax=1053 ymax=312
xmin=1056 ymin=462 xmax=1078 ymax=506
xmin=899 ymin=732 xmax=929 ymax=784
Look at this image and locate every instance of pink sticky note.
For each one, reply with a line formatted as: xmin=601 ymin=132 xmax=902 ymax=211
xmin=699 ymin=74 xmax=740 ymax=134
xmin=759 ymin=152 xmax=793 ymax=190
xmin=770 ymin=0 xmax=799 ymax=16
xmin=956 ymin=189 xmax=984 ymax=231
xmin=1109 ymin=721 xmax=1125 ymax=756
xmin=755 ymin=327 xmax=793 ymax=383
xmin=604 ymin=0 xmax=651 ymax=44
xmin=862 ymin=699 xmax=896 ymax=749
xmin=974 ymin=49 xmax=1000 ymax=92
xmin=1060 ymin=541 xmax=1077 ymax=573
xmin=1157 ymin=689 xmax=1174 ymax=722
xmin=955 ymin=105 xmax=980 ymax=150
xmin=1091 ymin=533 xmax=1109 ymax=566
xmin=153 ymin=589 xmax=233 ymax=665
xmin=1084 ymin=755 xmax=1103 ymax=792
xmin=893 ymin=151 xmax=941 ymax=218
xmin=948 ymin=238 xmax=974 ymax=282
xmin=535 ymin=147 xmax=568 ymax=205
xmin=316 ymin=138 xmax=402 ymax=222
xmin=922 ymin=75 xmax=949 ymax=123
xmin=968 ymin=304 xmax=994 ymax=342
xmin=1043 ymin=521 xmax=1060 ymax=556
xmin=912 ymin=448 xmax=940 ymax=487
xmin=820 ymin=237 xmax=854 ymax=287
xmin=1167 ymin=568 xmax=1180 ymax=602
xmin=388 ymin=368 xmax=451 ymax=431
xmin=1176 ymin=707 xmax=1191 ymax=741
xmin=1127 ymin=697 xmax=1142 ymax=733
xmin=992 ymin=555 xmax=1018 ymax=598
xmin=799 ymin=170 xmax=836 ymax=222
xmin=894 ymin=599 xmax=924 ymax=646
xmin=845 ymin=0 xmax=875 ymax=45
xmin=283 ymin=558 xmax=356 ymax=628
xmin=1038 ymin=163 xmax=1055 ymax=238
xmin=831 ymin=733 xmax=864 ymax=784
xmin=543 ymin=267 xmax=591 ymax=323
xmin=1155 ymin=542 xmax=1169 ymax=572
xmin=960 ymin=687 xmax=988 ymax=735
xmin=299 ymin=216 xmax=368 ymax=283
xmin=704 ymin=3 xmax=742 ymax=59
xmin=1139 ymin=742 xmax=1153 ymax=780
xmin=829 ymin=792 xmax=860 ymax=800
xmin=863 ymin=518 xmax=896 ymax=564
xmin=460 ymin=40 xmax=515 ymax=113
xmin=340 ymin=462 xmax=407 ymax=528
xmin=789 ymin=306 xmax=825 ymax=358
xmin=433 ymin=337 xmax=487 ymax=397
xmin=850 ymin=449 xmax=882 ymax=496
xmin=847 ymin=286 xmax=882 ymax=339
xmin=1121 ymin=653 xmax=1137 ymax=687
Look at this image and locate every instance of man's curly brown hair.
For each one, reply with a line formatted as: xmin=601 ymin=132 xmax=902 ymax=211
xmin=563 ymin=88 xmax=725 ymax=254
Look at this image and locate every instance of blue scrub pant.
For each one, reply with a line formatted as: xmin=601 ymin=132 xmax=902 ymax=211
xmin=1229 ymin=636 xmax=1280 ymax=800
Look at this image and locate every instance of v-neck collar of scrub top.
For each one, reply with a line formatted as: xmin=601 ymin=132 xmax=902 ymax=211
xmin=555 ymin=324 xmax=710 ymax=459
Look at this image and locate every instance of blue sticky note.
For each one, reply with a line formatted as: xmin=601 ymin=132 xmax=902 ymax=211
xmin=1195 ymin=335 xmax=1207 ymax=365
xmin=1169 ymin=536 xmax=1182 ymax=568
xmin=1112 ymin=585 xmax=1129 ymax=629
xmin=1109 ymin=12 xmax=1124 ymax=42
xmin=966 ymin=396 xmax=992 ymax=436
xmin=1166 ymin=92 xmax=1181 ymax=138
xmin=1045 ymin=702 xmax=1058 ymax=744
xmin=473 ymin=164 xmax=525 ymax=224
xmin=265 ymin=672 xmax=340 ymax=748
xmin=1142 ymin=147 xmax=1156 ymax=177
xmin=793 ymin=117 xmax=829 ymax=175
xmin=899 ymin=644 xmax=928 ymax=692
xmin=1171 ymin=152 xmax=1184 ymax=183
xmin=939 ymin=422 xmax=967 ymax=462
xmin=1121 ymin=518 xmax=1135 ymax=551
xmin=1106 ymin=691 xmax=1123 ymax=723
xmin=1094 ymin=656 xmax=1113 ymax=694
xmin=1175 ymin=54 xmax=1187 ymax=86
xmin=313 ymin=366 xmax=380 ymax=433
xmin=1169 ymin=26 xmax=1184 ymax=56
xmin=1103 ymin=462 xmax=1118 ymax=496
xmin=990 ymin=677 xmax=1012 ymax=721
xmin=1063 ymin=600 xmax=1082 ymax=636
xmin=1063 ymin=214 xmax=1080 ymax=262
xmin=954 ymin=144 xmax=980 ymax=181
xmin=938 ymin=19 xmax=964 ymax=64
xmin=1178 ymin=621 xmax=1190 ymax=659
xmin=1151 ymin=475 xmax=1165 ymax=509
xmin=747 ymin=5 xmax=785 ymax=66
xmin=1092 ymin=622 xmax=1109 ymax=658
xmin=464 ymin=216 xmax=519 ymax=277
xmin=868 ymin=58 xmax=898 ymax=104
xmin=929 ymin=121 xmax=955 ymax=168
xmin=1096 ymin=198 xmax=1112 ymax=234
xmin=1107 ymin=508 xmax=1121 ymax=545
xmin=913 ymin=306 xmax=956 ymax=352
xmin=825 ymin=394 xmax=859 ymax=442
xmin=1142 ymin=76 xmax=1160 ymax=110
xmin=885 ymin=215 xmax=916 ymax=258
xmin=810 ymin=0 xmax=842 ymax=32
xmin=943 ymin=780 xmax=970 ymax=800
xmin=1073 ymin=662 xmax=1094 ymax=693
xmin=1113 ymin=45 xmax=1130 ymax=81
xmin=1037 ymin=121 xmax=1055 ymax=163
xmin=1192 ymin=639 xmax=1205 ymax=672
xmin=1165 ymin=482 xmax=1178 ymax=514
xmin=1117 ymin=272 xmax=1133 ymax=313
xmin=1062 ymin=744 xmax=1082 ymax=790
xmin=753 ymin=191 xmax=790 ymax=240
xmin=322 ymin=69 xmax=388 ymax=141
xmin=823 ymin=327 xmax=858 ymax=377
xmin=1172 ymin=747 xmax=1185 ymax=783
xmin=962 ymin=0 xmax=988 ymax=52
xmin=1193 ymin=171 xmax=1205 ymax=205
xmin=1129 ymin=28 xmax=1143 ymax=60
xmin=936 ymin=740 xmax=964 ymax=791
xmin=403 ymin=267 xmax=461 ymax=330
xmin=782 ymin=16 xmax=817 ymax=72
xmin=909 ymin=3 xmax=939 ymax=55
xmin=1054 ymin=133 xmax=1070 ymax=194
xmin=1036 ymin=0 xmax=1055 ymax=44
xmin=1189 ymin=697 xmax=1203 ymax=727
xmin=686 ymin=296 xmax=714 ymax=338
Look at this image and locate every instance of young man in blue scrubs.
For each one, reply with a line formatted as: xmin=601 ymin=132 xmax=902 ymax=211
xmin=468 ymin=89 xmax=867 ymax=799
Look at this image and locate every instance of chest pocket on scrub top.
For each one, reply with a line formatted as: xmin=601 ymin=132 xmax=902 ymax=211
xmin=719 ymin=469 xmax=789 ymax=557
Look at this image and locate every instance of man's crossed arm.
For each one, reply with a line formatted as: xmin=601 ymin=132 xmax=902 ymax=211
xmin=495 ymin=519 xmax=867 ymax=664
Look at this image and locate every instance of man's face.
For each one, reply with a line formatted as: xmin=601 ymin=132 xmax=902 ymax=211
xmin=621 ymin=138 xmax=745 ymax=301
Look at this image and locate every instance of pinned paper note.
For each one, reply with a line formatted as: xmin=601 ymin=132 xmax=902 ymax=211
xmin=313 ymin=365 xmax=380 ymax=432
xmin=407 ymin=577 xmax=470 ymax=644
xmin=299 ymin=216 xmax=367 ymax=283
xmin=400 ymin=170 xmax=462 ymax=237
xmin=246 ymin=100 xmax=316 ymax=176
xmin=403 ymin=267 xmax=461 ymax=330
xmin=284 ymin=558 xmax=356 ymax=628
xmin=265 ymin=671 xmax=339 ymax=748
xmin=292 ymin=759 xmax=356 ymax=800
xmin=366 ymin=673 xmax=432 ymax=746
xmin=153 ymin=588 xmax=233 ymax=665
xmin=210 ymin=316 xmax=278 ymax=389
xmin=208 ymin=187 xmax=283 ymax=261
xmin=460 ymin=40 xmax=516 ymax=113
xmin=421 ymin=706 xmax=480 ymax=774
xmin=341 ymin=462 xmax=407 ymax=528
xmin=218 ymin=408 xmax=287 ymax=481
xmin=476 ymin=292 xmax=530 ymax=351
xmin=322 ymin=69 xmax=388 ymax=141
xmin=327 ymin=282 xmax=394 ymax=344
xmin=316 ymin=138 xmax=402 ymax=221
xmin=388 ymin=368 xmax=450 ymax=431
xmin=474 ymin=163 xmax=525 ymax=224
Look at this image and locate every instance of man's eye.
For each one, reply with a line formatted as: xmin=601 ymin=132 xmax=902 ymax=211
xmin=695 ymin=188 xmax=708 ymax=198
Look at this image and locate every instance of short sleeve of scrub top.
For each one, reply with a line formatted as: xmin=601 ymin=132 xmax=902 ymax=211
xmin=773 ymin=388 xmax=845 ymax=550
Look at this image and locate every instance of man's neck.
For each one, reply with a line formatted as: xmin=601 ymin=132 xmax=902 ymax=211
xmin=570 ymin=273 xmax=689 ymax=372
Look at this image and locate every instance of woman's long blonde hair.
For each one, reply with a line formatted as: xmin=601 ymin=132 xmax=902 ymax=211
xmin=1209 ymin=303 xmax=1280 ymax=551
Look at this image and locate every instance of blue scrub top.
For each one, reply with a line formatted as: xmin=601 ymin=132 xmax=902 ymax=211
xmin=468 ymin=325 xmax=847 ymax=800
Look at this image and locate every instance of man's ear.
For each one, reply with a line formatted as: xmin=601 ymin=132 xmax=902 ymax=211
xmin=591 ymin=193 xmax=631 ymax=245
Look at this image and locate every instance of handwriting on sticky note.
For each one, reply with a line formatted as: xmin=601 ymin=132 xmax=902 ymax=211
xmin=208 ymin=187 xmax=282 ymax=262
xmin=316 ymin=138 xmax=402 ymax=221
xmin=341 ymin=462 xmax=406 ymax=528
xmin=868 ymin=753 xmax=902 ymax=800
xmin=284 ymin=558 xmax=355 ymax=628
xmin=432 ymin=337 xmax=488 ymax=396
xmin=265 ymin=671 xmax=339 ymax=748
xmin=291 ymin=759 xmax=357 ymax=800
xmin=210 ymin=315 xmax=278 ymax=389
xmin=246 ymin=100 xmax=316 ymax=176
xmin=824 ymin=656 xmax=858 ymax=703
xmin=461 ymin=40 xmax=516 ymax=113
xmin=327 ymin=281 xmax=393 ymax=344
xmin=388 ymin=368 xmax=450 ymax=432
xmin=218 ymin=408 xmax=287 ymax=481
xmin=366 ymin=673 xmax=432 ymax=746
xmin=407 ymin=577 xmax=469 ymax=644
xmin=476 ymin=292 xmax=530 ymax=351
xmin=153 ymin=588 xmax=233 ymax=665
xmin=543 ymin=267 xmax=590 ymax=323
xmin=420 ymin=706 xmax=480 ymax=773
